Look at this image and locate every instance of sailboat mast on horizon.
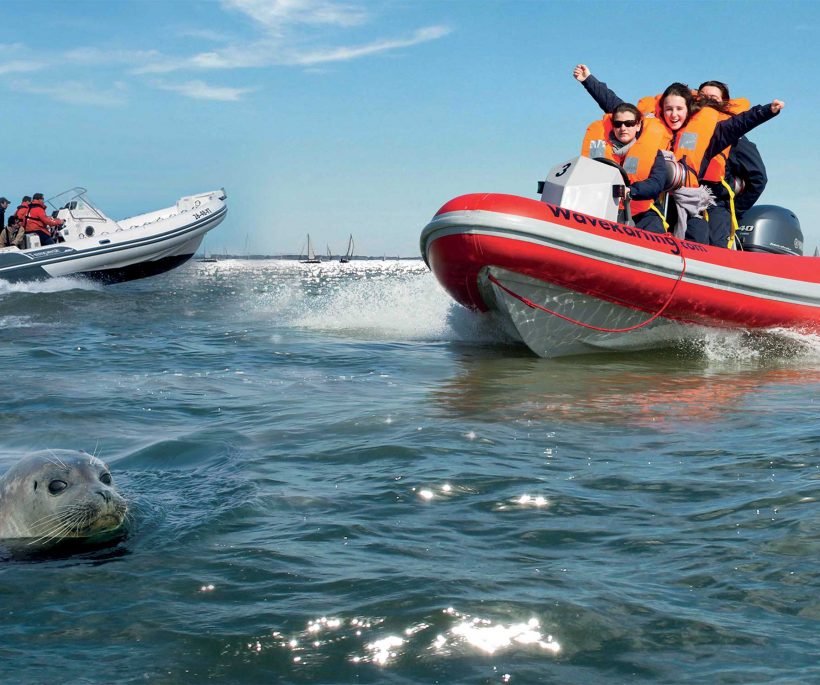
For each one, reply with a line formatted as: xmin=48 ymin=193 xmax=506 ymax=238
xmin=340 ymin=234 xmax=354 ymax=263
xmin=300 ymin=234 xmax=321 ymax=263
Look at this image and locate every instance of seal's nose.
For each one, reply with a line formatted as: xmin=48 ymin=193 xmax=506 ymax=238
xmin=97 ymin=490 xmax=111 ymax=503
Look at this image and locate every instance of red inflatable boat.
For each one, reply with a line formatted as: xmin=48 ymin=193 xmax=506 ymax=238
xmin=420 ymin=157 xmax=819 ymax=357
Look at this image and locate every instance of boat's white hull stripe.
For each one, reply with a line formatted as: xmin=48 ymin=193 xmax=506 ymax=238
xmin=423 ymin=210 xmax=820 ymax=308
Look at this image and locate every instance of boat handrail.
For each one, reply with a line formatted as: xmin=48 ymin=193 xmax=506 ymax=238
xmin=46 ymin=187 xmax=89 ymax=210
xmin=47 ymin=187 xmax=110 ymax=224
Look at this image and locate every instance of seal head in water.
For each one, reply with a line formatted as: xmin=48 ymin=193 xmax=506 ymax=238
xmin=0 ymin=450 xmax=127 ymax=545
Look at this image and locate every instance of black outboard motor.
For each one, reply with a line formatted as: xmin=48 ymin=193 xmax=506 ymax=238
xmin=736 ymin=205 xmax=804 ymax=256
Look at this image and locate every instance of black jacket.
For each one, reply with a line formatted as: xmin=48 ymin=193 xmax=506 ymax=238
xmin=727 ymin=136 xmax=767 ymax=215
xmin=630 ymin=151 xmax=667 ymax=202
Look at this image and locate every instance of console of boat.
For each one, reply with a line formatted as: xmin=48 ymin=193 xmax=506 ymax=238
xmin=0 ymin=187 xmax=227 ymax=284
xmin=420 ymin=156 xmax=819 ymax=357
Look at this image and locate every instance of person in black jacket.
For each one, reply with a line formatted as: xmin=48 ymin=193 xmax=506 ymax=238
xmin=0 ymin=198 xmax=8 ymax=230
xmin=698 ymin=81 xmax=768 ymax=223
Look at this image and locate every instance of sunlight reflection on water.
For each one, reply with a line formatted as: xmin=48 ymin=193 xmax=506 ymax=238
xmin=252 ymin=607 xmax=562 ymax=670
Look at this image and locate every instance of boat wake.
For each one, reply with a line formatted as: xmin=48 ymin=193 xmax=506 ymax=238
xmin=239 ymin=261 xmax=820 ymax=362
xmin=291 ymin=270 xmax=511 ymax=344
xmin=0 ymin=276 xmax=102 ymax=295
xmin=679 ymin=327 xmax=820 ymax=364
xmin=239 ymin=262 xmax=511 ymax=345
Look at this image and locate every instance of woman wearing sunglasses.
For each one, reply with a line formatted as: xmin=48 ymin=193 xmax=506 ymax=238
xmin=573 ymin=64 xmax=783 ymax=244
xmin=581 ymin=102 xmax=671 ymax=234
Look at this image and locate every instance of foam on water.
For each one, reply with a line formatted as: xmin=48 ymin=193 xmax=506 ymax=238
xmin=241 ymin=259 xmax=513 ymax=345
xmin=680 ymin=327 xmax=820 ymax=365
xmin=293 ymin=270 xmax=453 ymax=340
xmin=0 ymin=276 xmax=101 ymax=295
xmin=0 ymin=315 xmax=35 ymax=328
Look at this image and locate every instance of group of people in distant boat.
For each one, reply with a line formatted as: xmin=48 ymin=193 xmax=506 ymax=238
xmin=573 ymin=64 xmax=779 ymax=248
xmin=0 ymin=193 xmax=66 ymax=249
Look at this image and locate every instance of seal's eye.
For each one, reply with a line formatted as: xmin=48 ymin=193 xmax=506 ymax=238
xmin=100 ymin=472 xmax=112 ymax=485
xmin=48 ymin=480 xmax=68 ymax=495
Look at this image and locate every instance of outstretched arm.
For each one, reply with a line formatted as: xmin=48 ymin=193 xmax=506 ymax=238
xmin=700 ymin=101 xmax=783 ymax=178
xmin=573 ymin=63 xmax=624 ymax=114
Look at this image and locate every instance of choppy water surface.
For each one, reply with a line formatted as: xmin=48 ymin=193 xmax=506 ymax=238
xmin=0 ymin=259 xmax=817 ymax=684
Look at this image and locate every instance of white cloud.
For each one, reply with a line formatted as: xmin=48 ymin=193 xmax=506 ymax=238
xmin=284 ymin=25 xmax=451 ymax=65
xmin=63 ymin=47 xmax=162 ymax=67
xmin=134 ymin=24 xmax=451 ymax=74
xmin=0 ymin=43 xmax=47 ymax=74
xmin=222 ymin=0 xmax=369 ymax=33
xmin=177 ymin=28 xmax=233 ymax=43
xmin=0 ymin=59 xmax=46 ymax=75
xmin=11 ymin=80 xmax=128 ymax=107
xmin=154 ymin=79 xmax=254 ymax=101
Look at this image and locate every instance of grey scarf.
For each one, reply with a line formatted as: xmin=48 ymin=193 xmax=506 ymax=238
xmin=609 ymin=133 xmax=637 ymax=159
xmin=670 ymin=186 xmax=716 ymax=239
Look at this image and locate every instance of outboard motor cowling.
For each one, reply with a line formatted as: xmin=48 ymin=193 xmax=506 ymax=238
xmin=736 ymin=205 xmax=803 ymax=256
xmin=539 ymin=156 xmax=626 ymax=222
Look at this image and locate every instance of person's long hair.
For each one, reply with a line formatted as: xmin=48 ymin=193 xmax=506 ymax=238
xmin=698 ymin=80 xmax=730 ymax=100
xmin=661 ymin=82 xmax=698 ymax=125
xmin=696 ymin=80 xmax=735 ymax=115
xmin=695 ymin=95 xmax=735 ymax=115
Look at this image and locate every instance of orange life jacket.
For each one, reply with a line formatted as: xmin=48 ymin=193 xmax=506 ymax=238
xmin=701 ymin=98 xmax=749 ymax=183
xmin=15 ymin=203 xmax=29 ymax=223
xmin=581 ymin=114 xmax=671 ymax=214
xmin=636 ymin=94 xmax=664 ymax=120
xmin=666 ymin=107 xmax=725 ymax=187
xmin=22 ymin=200 xmax=61 ymax=234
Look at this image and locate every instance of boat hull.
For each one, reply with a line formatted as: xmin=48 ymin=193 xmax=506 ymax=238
xmin=421 ymin=193 xmax=820 ymax=357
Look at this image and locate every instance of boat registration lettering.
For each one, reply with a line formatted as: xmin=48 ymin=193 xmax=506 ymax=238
xmin=193 ymin=207 xmax=212 ymax=220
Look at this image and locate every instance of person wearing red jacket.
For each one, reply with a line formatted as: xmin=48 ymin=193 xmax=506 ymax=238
xmin=14 ymin=196 xmax=30 ymax=224
xmin=22 ymin=192 xmax=64 ymax=246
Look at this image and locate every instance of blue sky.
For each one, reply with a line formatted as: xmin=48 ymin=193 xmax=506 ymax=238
xmin=3 ymin=0 xmax=820 ymax=256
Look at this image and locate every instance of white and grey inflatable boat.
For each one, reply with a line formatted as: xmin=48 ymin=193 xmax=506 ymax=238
xmin=0 ymin=187 xmax=227 ymax=284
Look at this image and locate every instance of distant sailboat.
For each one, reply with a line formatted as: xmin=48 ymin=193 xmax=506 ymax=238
xmin=300 ymin=234 xmax=321 ymax=263
xmin=197 ymin=239 xmax=217 ymax=263
xmin=340 ymin=234 xmax=354 ymax=263
xmin=327 ymin=244 xmax=333 ymax=259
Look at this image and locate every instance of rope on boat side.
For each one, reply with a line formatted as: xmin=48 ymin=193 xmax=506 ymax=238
xmin=487 ymin=242 xmax=688 ymax=333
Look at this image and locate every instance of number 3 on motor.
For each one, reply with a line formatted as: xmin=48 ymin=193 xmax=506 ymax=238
xmin=555 ymin=162 xmax=571 ymax=178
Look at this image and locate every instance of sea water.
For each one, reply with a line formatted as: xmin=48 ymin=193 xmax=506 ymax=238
xmin=0 ymin=259 xmax=817 ymax=684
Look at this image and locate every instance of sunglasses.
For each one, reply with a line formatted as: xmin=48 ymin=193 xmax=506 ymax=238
xmin=612 ymin=119 xmax=638 ymax=128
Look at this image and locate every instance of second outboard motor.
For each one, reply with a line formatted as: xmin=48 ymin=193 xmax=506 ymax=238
xmin=736 ymin=205 xmax=803 ymax=256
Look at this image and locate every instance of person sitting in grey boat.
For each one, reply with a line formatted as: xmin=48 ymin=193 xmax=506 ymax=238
xmin=0 ymin=197 xmax=9 ymax=230
xmin=0 ymin=214 xmax=26 ymax=249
